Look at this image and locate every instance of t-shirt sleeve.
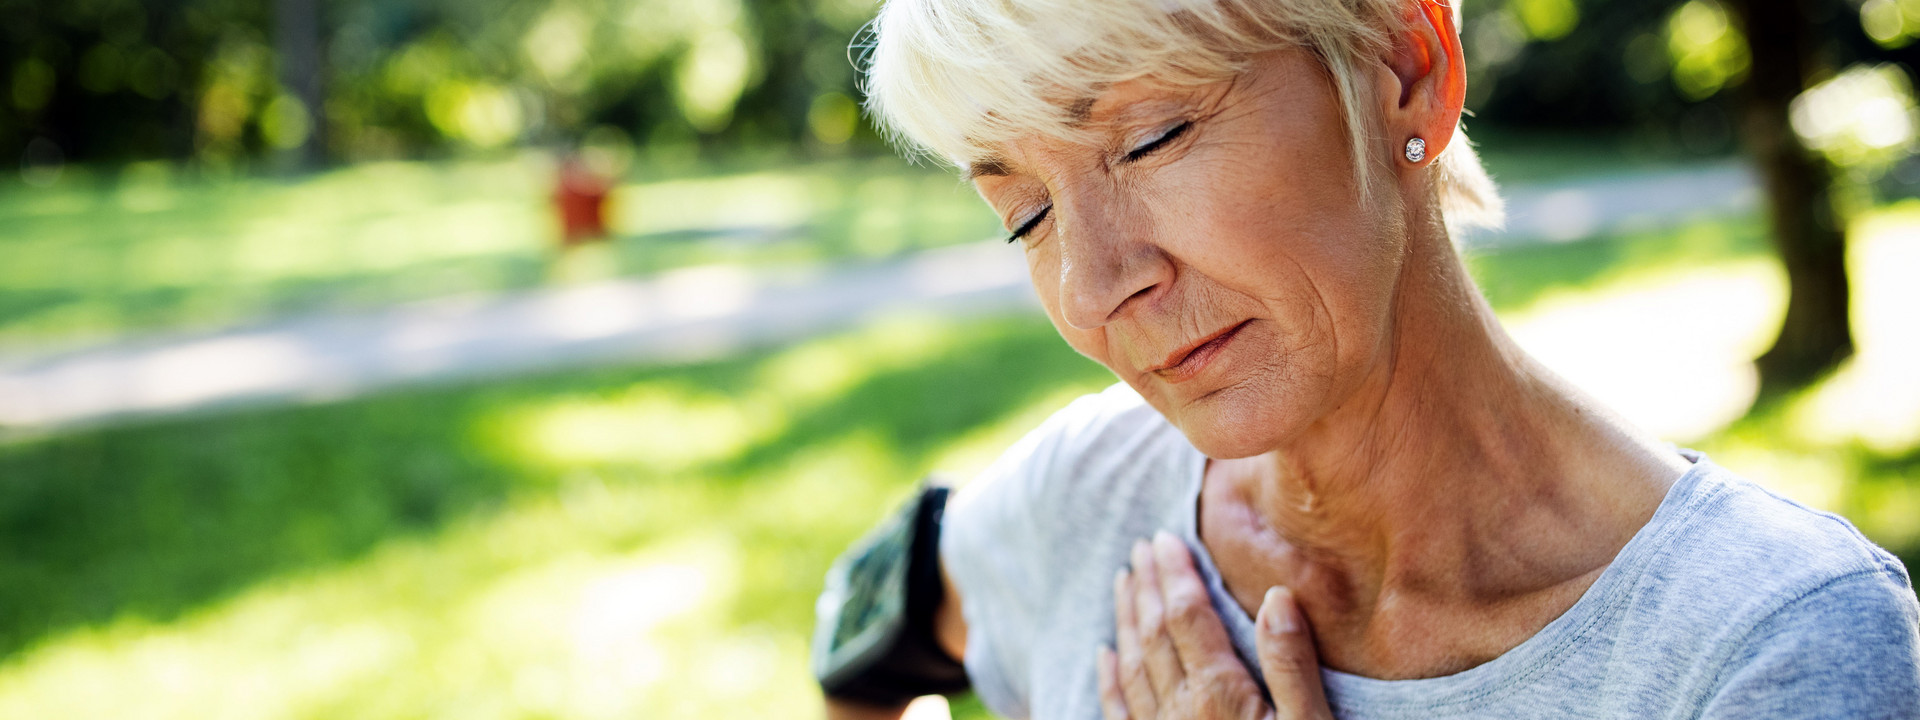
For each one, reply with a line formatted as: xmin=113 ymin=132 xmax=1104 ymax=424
xmin=941 ymin=447 xmax=1044 ymax=718
xmin=1699 ymin=565 xmax=1920 ymax=719
xmin=937 ymin=388 xmax=1133 ymax=719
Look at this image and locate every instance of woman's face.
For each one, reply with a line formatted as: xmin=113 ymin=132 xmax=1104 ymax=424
xmin=972 ymin=48 xmax=1409 ymax=459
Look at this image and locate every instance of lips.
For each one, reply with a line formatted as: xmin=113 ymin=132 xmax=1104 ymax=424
xmin=1148 ymin=320 xmax=1250 ymax=383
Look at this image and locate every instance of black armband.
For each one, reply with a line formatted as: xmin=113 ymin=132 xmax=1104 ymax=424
xmin=811 ymin=482 xmax=970 ymax=706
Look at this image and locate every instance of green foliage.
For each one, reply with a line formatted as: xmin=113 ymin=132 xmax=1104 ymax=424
xmin=19 ymin=0 xmax=1920 ymax=172
xmin=3 ymin=0 xmax=1779 ymax=169
xmin=1455 ymin=0 xmax=1762 ymax=158
xmin=1663 ymin=0 xmax=1751 ymax=101
xmin=0 ymin=0 xmax=891 ymax=166
xmin=1860 ymin=0 xmax=1920 ymax=49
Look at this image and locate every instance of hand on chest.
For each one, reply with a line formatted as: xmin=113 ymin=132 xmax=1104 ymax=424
xmin=1193 ymin=466 xmax=1574 ymax=680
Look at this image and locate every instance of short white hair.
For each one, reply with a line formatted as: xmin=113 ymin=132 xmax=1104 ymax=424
xmin=859 ymin=0 xmax=1505 ymax=231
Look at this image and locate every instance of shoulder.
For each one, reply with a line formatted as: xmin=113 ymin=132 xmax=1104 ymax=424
xmin=1628 ymin=456 xmax=1920 ymax=710
xmin=1665 ymin=456 xmax=1912 ymax=612
xmin=936 ymin=382 xmax=1190 ymax=718
xmin=1583 ymin=456 xmax=1920 ymax=715
xmin=1696 ymin=546 xmax=1920 ymax=717
xmin=1001 ymin=381 xmax=1170 ymax=468
xmin=945 ymin=382 xmax=1182 ymax=533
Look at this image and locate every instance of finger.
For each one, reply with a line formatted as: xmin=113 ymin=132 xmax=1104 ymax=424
xmin=1113 ymin=568 xmax=1159 ymax=718
xmin=1255 ymin=586 xmax=1334 ymax=720
xmin=1130 ymin=538 xmax=1186 ymax=697
xmin=1150 ymin=530 xmax=1244 ymax=673
xmin=1096 ymin=646 xmax=1131 ymax=720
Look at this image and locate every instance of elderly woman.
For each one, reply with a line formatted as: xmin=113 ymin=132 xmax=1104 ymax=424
xmin=814 ymin=0 xmax=1920 ymax=718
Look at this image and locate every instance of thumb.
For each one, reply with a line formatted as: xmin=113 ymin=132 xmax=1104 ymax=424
xmin=1255 ymin=586 xmax=1333 ymax=720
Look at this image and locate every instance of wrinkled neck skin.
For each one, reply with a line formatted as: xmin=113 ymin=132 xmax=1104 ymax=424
xmin=1209 ymin=179 xmax=1691 ymax=676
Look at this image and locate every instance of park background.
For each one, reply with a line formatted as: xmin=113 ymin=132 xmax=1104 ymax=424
xmin=1 ymin=0 xmax=1918 ymax=717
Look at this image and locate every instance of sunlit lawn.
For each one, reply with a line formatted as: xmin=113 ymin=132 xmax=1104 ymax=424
xmin=0 ymin=154 xmax=1005 ymax=350
xmin=0 ymin=139 xmax=1709 ymax=351
xmin=0 ymin=312 xmax=1095 ymax=718
xmin=2 ymin=178 xmax=1915 ymax=720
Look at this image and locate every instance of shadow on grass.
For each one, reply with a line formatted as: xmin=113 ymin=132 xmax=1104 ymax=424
xmin=0 ymin=313 xmax=1108 ymax=666
xmin=0 ymin=390 xmax=521 ymax=659
xmin=719 ymin=322 xmax=1110 ymax=477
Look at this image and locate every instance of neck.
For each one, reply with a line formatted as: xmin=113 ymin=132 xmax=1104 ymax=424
xmin=1239 ymin=212 xmax=1687 ymax=611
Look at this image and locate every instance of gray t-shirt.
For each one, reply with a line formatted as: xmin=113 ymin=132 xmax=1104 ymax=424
xmin=940 ymin=383 xmax=1920 ymax=719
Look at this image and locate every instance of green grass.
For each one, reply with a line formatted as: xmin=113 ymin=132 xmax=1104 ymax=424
xmin=0 ymin=154 xmax=1003 ymax=349
xmin=0 ymin=312 xmax=1117 ymax=718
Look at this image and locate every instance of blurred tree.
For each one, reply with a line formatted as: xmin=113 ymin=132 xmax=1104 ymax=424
xmin=1457 ymin=0 xmax=1746 ymax=154
xmin=274 ymin=0 xmax=326 ymax=169
xmin=4 ymin=0 xmax=1747 ymax=169
xmin=1724 ymin=0 xmax=1855 ymax=398
xmin=0 ymin=0 xmax=230 ymax=164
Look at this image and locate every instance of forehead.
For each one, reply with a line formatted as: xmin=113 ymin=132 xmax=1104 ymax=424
xmin=961 ymin=76 xmax=1226 ymax=180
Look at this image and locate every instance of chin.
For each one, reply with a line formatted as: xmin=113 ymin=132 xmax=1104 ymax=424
xmin=1147 ymin=374 xmax=1321 ymax=460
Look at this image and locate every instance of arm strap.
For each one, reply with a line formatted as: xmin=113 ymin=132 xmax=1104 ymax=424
xmin=812 ymin=483 xmax=970 ymax=706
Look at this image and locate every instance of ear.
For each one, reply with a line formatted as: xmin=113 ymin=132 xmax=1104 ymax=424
xmin=1380 ymin=0 xmax=1466 ymax=166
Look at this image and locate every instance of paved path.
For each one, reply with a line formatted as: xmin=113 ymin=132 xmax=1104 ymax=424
xmin=0 ymin=244 xmax=1037 ymax=432
xmin=1467 ymin=162 xmax=1758 ymax=247
xmin=0 ymin=163 xmax=1759 ymax=434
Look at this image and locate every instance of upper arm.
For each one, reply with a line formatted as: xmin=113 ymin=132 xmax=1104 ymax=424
xmin=936 ymin=557 xmax=969 ymax=664
xmin=930 ymin=384 xmax=1147 ymax=717
xmin=825 ymin=697 xmax=909 ymax=720
xmin=1700 ymin=568 xmax=1920 ymax=719
xmin=933 ymin=415 xmax=1065 ymax=719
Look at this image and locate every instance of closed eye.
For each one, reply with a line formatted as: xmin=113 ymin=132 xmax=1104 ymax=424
xmin=1124 ymin=121 xmax=1192 ymax=163
xmin=1006 ymin=204 xmax=1051 ymax=243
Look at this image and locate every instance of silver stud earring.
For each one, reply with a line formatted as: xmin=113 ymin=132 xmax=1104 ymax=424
xmin=1404 ymin=137 xmax=1427 ymax=164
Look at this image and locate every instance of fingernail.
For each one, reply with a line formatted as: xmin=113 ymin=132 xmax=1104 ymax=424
xmin=1151 ymin=530 xmax=1182 ymax=560
xmin=1263 ymin=586 xmax=1299 ymax=634
xmin=1131 ymin=538 xmax=1152 ymax=568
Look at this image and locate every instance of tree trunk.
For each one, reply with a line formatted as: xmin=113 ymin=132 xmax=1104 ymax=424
xmin=274 ymin=0 xmax=326 ymax=170
xmin=1724 ymin=0 xmax=1854 ymax=399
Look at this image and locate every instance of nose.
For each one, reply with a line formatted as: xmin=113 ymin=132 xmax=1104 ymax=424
xmin=1055 ymin=190 xmax=1170 ymax=330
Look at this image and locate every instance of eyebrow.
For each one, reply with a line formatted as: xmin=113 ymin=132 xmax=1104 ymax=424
xmin=963 ymin=96 xmax=1099 ymax=181
xmin=1066 ymin=97 xmax=1096 ymax=125
xmin=964 ymin=157 xmax=1012 ymax=181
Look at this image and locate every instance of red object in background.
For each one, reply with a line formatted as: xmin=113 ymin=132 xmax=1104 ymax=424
xmin=553 ymin=156 xmax=612 ymax=247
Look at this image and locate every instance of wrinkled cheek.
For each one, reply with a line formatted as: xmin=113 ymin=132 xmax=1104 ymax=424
xmin=1056 ymin=324 xmax=1117 ymax=371
xmin=1025 ymin=246 xmax=1156 ymax=392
